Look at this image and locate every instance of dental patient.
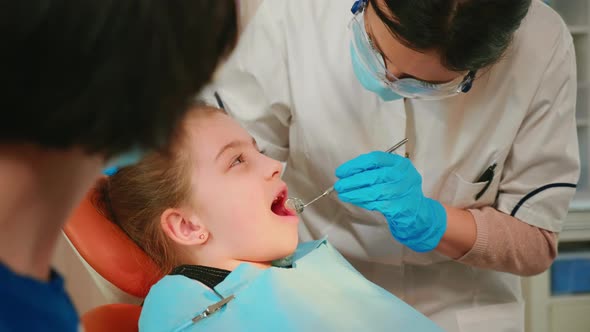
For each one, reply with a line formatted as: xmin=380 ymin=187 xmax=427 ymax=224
xmin=96 ymin=104 xmax=442 ymax=332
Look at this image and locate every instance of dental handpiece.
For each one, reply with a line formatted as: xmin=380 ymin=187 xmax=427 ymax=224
xmin=285 ymin=138 xmax=408 ymax=214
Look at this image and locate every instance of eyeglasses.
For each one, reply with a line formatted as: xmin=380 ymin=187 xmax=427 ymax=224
xmin=349 ymin=0 xmax=476 ymax=100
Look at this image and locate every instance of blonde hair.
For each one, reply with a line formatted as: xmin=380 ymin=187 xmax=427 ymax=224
xmin=95 ymin=104 xmax=222 ymax=274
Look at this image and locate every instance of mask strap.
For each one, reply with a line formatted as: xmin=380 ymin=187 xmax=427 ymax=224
xmin=459 ymin=71 xmax=477 ymax=93
xmin=351 ymin=0 xmax=368 ymax=14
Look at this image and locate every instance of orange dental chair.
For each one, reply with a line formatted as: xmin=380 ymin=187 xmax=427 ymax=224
xmin=63 ymin=187 xmax=162 ymax=332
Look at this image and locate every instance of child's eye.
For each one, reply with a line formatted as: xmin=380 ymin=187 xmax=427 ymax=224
xmin=230 ymin=154 xmax=245 ymax=168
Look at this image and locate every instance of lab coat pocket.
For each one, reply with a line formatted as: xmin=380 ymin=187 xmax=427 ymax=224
xmin=440 ymin=171 xmax=491 ymax=209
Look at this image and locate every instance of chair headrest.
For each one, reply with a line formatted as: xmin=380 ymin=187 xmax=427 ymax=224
xmin=82 ymin=303 xmax=142 ymax=332
xmin=64 ymin=187 xmax=162 ymax=298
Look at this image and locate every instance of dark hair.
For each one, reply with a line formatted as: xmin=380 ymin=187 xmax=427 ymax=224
xmin=0 ymin=0 xmax=237 ymax=158
xmin=370 ymin=0 xmax=532 ymax=71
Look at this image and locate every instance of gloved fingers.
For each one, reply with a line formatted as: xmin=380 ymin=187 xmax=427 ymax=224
xmin=361 ymin=200 xmax=389 ymax=213
xmin=335 ymin=151 xmax=407 ymax=178
xmin=362 ymin=202 xmax=416 ymax=238
xmin=334 ymin=166 xmax=404 ymax=193
xmin=337 ymin=181 xmax=417 ymax=205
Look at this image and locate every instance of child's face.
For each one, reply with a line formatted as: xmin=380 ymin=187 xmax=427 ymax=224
xmin=187 ymin=111 xmax=299 ymax=264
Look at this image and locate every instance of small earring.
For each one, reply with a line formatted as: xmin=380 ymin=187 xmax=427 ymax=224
xmin=199 ymin=234 xmax=206 ymax=240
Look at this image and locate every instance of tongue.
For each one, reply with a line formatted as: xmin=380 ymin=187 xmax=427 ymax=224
xmin=271 ymin=200 xmax=289 ymax=216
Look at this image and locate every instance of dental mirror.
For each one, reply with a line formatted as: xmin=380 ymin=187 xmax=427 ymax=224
xmin=284 ymin=138 xmax=408 ymax=215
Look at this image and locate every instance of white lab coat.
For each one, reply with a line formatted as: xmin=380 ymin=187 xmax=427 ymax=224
xmin=205 ymin=0 xmax=580 ymax=331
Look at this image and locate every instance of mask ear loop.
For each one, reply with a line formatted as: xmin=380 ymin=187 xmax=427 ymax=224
xmin=103 ymin=166 xmax=119 ymax=176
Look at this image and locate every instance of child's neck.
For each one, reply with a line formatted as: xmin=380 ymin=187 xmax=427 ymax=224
xmin=0 ymin=144 xmax=102 ymax=281
xmin=189 ymin=252 xmax=272 ymax=272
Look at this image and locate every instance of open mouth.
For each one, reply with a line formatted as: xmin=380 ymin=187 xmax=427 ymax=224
xmin=271 ymin=188 xmax=296 ymax=217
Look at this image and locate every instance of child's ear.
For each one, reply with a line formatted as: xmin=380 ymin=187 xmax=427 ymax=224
xmin=160 ymin=208 xmax=208 ymax=246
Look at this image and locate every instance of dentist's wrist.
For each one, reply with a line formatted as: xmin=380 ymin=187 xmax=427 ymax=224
xmin=435 ymin=204 xmax=477 ymax=259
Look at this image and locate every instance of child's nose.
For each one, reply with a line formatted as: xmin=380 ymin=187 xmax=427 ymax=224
xmin=262 ymin=154 xmax=283 ymax=180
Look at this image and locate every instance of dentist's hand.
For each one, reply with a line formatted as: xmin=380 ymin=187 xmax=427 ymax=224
xmin=334 ymin=151 xmax=447 ymax=252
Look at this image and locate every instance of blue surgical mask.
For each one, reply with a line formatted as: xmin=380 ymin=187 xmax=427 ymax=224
xmin=350 ymin=43 xmax=403 ymax=102
xmin=102 ymin=148 xmax=144 ymax=176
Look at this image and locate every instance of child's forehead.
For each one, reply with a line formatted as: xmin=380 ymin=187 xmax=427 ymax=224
xmin=189 ymin=111 xmax=247 ymax=138
xmin=186 ymin=111 xmax=252 ymax=154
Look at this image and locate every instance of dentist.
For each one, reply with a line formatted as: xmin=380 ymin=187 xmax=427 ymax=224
xmin=208 ymin=0 xmax=579 ymax=331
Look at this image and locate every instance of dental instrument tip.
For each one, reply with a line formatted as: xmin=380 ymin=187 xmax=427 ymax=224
xmin=285 ymin=197 xmax=305 ymax=214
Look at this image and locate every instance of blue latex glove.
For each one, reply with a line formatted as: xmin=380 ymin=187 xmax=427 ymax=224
xmin=334 ymin=151 xmax=447 ymax=252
